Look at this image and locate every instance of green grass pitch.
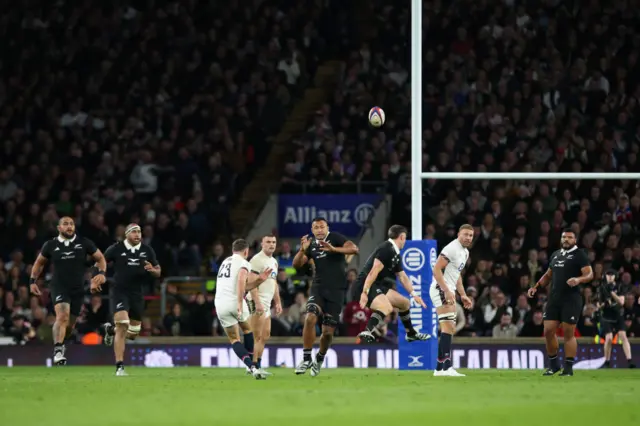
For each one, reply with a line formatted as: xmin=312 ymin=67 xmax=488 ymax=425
xmin=1 ymin=368 xmax=639 ymax=426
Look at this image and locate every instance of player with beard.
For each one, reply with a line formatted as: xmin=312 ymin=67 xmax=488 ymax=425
xmin=430 ymin=224 xmax=475 ymax=377
xmin=29 ymin=217 xmax=107 ymax=365
xmin=100 ymin=223 xmax=161 ymax=376
xmin=293 ymin=218 xmax=359 ymax=377
xmin=598 ymin=270 xmax=635 ymax=368
xmin=246 ymin=235 xmax=282 ymax=375
xmin=528 ymin=229 xmax=593 ymax=376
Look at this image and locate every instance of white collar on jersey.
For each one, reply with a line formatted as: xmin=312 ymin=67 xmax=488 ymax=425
xmin=57 ymin=234 xmax=77 ymax=246
xmin=124 ymin=240 xmax=142 ymax=252
xmin=561 ymin=246 xmax=578 ymax=255
xmin=316 ymin=232 xmax=330 ymax=244
xmin=388 ymin=238 xmax=400 ymax=254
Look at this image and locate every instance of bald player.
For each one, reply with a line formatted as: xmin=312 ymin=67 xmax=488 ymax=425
xmin=30 ymin=217 xmax=107 ymax=365
xmin=247 ymin=235 xmax=282 ymax=374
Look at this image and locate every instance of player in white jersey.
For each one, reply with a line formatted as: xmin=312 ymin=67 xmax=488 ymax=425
xmin=247 ymin=235 xmax=282 ymax=375
xmin=430 ymin=224 xmax=474 ymax=377
xmin=214 ymin=239 xmax=273 ymax=380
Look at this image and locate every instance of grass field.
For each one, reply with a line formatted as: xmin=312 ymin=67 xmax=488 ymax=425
xmin=1 ymin=368 xmax=639 ymax=426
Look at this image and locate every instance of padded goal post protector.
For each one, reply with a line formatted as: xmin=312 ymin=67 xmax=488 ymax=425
xmin=396 ymin=240 xmax=438 ymax=370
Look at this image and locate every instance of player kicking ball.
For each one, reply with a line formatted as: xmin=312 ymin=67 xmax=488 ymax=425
xmin=430 ymin=224 xmax=474 ymax=377
xmin=215 ymin=239 xmax=273 ymax=380
xmin=356 ymin=225 xmax=431 ymax=344
xmin=246 ymin=235 xmax=282 ymax=376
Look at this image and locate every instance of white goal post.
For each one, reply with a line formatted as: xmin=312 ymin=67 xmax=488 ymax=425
xmin=409 ymin=0 xmax=640 ymax=240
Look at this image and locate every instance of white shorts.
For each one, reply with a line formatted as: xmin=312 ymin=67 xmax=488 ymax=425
xmin=247 ymin=294 xmax=274 ymax=318
xmin=215 ymin=299 xmax=250 ymax=329
xmin=429 ymin=282 xmax=455 ymax=308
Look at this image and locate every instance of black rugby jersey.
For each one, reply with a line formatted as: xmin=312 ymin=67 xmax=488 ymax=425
xmin=548 ymin=246 xmax=590 ymax=298
xmin=40 ymin=235 xmax=98 ymax=290
xmin=104 ymin=240 xmax=159 ymax=293
xmin=304 ymin=232 xmax=349 ymax=291
xmin=356 ymin=239 xmax=403 ymax=289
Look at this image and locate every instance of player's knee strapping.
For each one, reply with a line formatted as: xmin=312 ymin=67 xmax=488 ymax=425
xmin=127 ymin=324 xmax=141 ymax=336
xmin=115 ymin=319 xmax=130 ymax=328
xmin=438 ymin=312 xmax=456 ymax=323
xmin=366 ymin=310 xmax=385 ymax=332
xmin=306 ymin=303 xmax=321 ymax=317
xmin=322 ymin=315 xmax=338 ymax=327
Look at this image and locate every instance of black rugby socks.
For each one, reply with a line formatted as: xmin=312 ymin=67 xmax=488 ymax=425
xmin=398 ymin=310 xmax=416 ymax=336
xmin=564 ymin=357 xmax=574 ymax=372
xmin=232 ymin=341 xmax=254 ymax=368
xmin=303 ymin=348 xmax=312 ymax=362
xmin=437 ymin=333 xmax=452 ymax=370
xmin=365 ymin=310 xmax=386 ymax=332
xmin=548 ymin=353 xmax=560 ymax=371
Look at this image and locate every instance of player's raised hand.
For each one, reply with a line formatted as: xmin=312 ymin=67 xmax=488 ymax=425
xmin=527 ymin=287 xmax=537 ymax=298
xmin=359 ymin=292 xmax=368 ymax=309
xmin=259 ymin=267 xmax=273 ymax=282
xmin=29 ymin=283 xmax=41 ymax=296
xmin=461 ymin=295 xmax=474 ymax=310
xmin=300 ymin=236 xmax=311 ymax=251
xmin=318 ymin=240 xmax=335 ymax=252
xmin=412 ymin=294 xmax=427 ymax=308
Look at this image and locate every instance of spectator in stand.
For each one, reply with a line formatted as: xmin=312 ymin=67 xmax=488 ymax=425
xmin=520 ymin=310 xmax=545 ymax=337
xmin=492 ymin=312 xmax=518 ymax=339
xmin=284 ymin=292 xmax=308 ymax=336
xmin=166 ymin=284 xmax=214 ymax=336
xmin=163 ymin=303 xmax=190 ymax=337
xmin=7 ymin=314 xmax=36 ymax=345
xmin=342 ymin=297 xmax=371 ymax=337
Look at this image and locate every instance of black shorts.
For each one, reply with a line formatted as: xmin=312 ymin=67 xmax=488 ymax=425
xmin=544 ymin=294 xmax=583 ymax=325
xmin=600 ymin=315 xmax=626 ymax=335
xmin=50 ymin=286 xmax=84 ymax=317
xmin=307 ymin=286 xmax=344 ymax=321
xmin=366 ymin=282 xmax=391 ymax=308
xmin=111 ymin=290 xmax=144 ymax=321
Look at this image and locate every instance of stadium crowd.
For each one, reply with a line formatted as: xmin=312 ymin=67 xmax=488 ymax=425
xmin=2 ymin=0 xmax=640 ymax=342
xmin=0 ymin=0 xmax=350 ymax=341
xmin=280 ymin=0 xmax=640 ymax=339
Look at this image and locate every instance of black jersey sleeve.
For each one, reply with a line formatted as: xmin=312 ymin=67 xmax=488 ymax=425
xmin=374 ymin=244 xmax=393 ymax=266
xmin=84 ymin=238 xmax=99 ymax=255
xmin=146 ymin=246 xmax=159 ymax=266
xmin=330 ymin=232 xmax=348 ymax=247
xmin=104 ymin=244 xmax=119 ymax=262
xmin=40 ymin=240 xmax=54 ymax=259
xmin=576 ymin=249 xmax=590 ymax=268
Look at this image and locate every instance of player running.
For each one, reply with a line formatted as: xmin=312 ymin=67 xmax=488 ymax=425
xmin=356 ymin=225 xmax=431 ymax=344
xmin=215 ymin=239 xmax=273 ymax=380
xmin=247 ymin=235 xmax=282 ymax=375
xmin=100 ymin=223 xmax=161 ymax=376
xmin=293 ymin=217 xmax=359 ymax=376
xmin=29 ymin=217 xmax=107 ymax=365
xmin=528 ymin=229 xmax=593 ymax=376
xmin=597 ymin=270 xmax=635 ymax=368
xmin=430 ymin=224 xmax=474 ymax=377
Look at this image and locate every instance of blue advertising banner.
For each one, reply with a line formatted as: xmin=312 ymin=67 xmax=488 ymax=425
xmin=397 ymin=240 xmax=438 ymax=371
xmin=277 ymin=194 xmax=382 ymax=237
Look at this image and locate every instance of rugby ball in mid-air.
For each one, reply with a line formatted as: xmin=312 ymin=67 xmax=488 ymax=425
xmin=368 ymin=106 xmax=385 ymax=128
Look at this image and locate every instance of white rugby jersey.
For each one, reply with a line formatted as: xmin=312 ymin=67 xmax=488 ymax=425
xmin=246 ymin=251 xmax=279 ymax=300
xmin=436 ymin=239 xmax=469 ymax=291
xmin=216 ymin=254 xmax=252 ymax=302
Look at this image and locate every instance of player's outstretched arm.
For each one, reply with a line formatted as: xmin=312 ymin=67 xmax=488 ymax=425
xmin=29 ymin=253 xmax=49 ymax=296
xmin=246 ymin=268 xmax=274 ymax=291
xmin=396 ymin=271 xmax=427 ymax=308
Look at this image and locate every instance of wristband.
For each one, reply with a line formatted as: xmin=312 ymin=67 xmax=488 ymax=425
xmin=98 ymin=270 xmax=106 ymax=276
xmin=410 ymin=291 xmax=418 ymax=297
xmin=30 ymin=277 xmax=36 ymax=285
xmin=363 ymin=288 xmax=369 ymax=295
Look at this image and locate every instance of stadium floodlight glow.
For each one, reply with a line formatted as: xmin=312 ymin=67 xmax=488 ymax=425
xmin=410 ymin=0 xmax=422 ymax=241
xmin=419 ymin=172 xmax=640 ymax=181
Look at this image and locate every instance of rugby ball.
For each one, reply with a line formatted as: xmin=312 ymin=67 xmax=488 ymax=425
xmin=368 ymin=106 xmax=385 ymax=128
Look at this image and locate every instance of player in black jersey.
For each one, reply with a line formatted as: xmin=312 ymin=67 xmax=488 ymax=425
xmin=100 ymin=223 xmax=161 ymax=376
xmin=354 ymin=225 xmax=430 ymax=344
xmin=29 ymin=217 xmax=107 ymax=365
xmin=597 ymin=270 xmax=635 ymax=368
xmin=292 ymin=217 xmax=359 ymax=376
xmin=528 ymin=229 xmax=593 ymax=376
